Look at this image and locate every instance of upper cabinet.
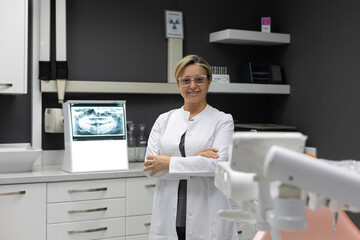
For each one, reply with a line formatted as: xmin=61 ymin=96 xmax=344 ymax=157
xmin=0 ymin=0 xmax=28 ymax=94
xmin=209 ymin=29 xmax=290 ymax=45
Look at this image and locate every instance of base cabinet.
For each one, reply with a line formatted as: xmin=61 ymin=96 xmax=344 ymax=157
xmin=46 ymin=177 xmax=156 ymax=240
xmin=47 ymin=179 xmax=126 ymax=240
xmin=0 ymin=176 xmax=156 ymax=240
xmin=0 ymin=183 xmax=46 ymax=239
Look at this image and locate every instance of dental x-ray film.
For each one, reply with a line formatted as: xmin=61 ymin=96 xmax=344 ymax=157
xmin=69 ymin=102 xmax=126 ymax=141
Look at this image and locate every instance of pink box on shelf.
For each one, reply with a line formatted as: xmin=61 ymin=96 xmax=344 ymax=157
xmin=261 ymin=17 xmax=271 ymax=32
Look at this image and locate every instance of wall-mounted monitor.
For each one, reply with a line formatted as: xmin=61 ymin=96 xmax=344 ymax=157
xmin=63 ymin=100 xmax=128 ymax=173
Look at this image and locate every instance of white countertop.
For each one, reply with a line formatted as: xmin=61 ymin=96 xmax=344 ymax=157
xmin=0 ymin=162 xmax=146 ymax=185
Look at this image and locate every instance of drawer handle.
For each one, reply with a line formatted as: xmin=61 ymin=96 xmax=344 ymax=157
xmin=0 ymin=83 xmax=13 ymax=87
xmin=68 ymin=187 xmax=108 ymax=193
xmin=145 ymin=184 xmax=156 ymax=188
xmin=144 ymin=222 xmax=151 ymax=227
xmin=68 ymin=207 xmax=108 ymax=214
xmin=68 ymin=227 xmax=107 ymax=234
xmin=0 ymin=190 xmax=26 ymax=196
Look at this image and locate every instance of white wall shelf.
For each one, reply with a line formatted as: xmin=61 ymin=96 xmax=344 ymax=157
xmin=209 ymin=29 xmax=290 ymax=45
xmin=40 ymin=80 xmax=290 ymax=95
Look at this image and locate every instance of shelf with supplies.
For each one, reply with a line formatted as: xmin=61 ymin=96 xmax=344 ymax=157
xmin=209 ymin=29 xmax=290 ymax=45
xmin=40 ymin=80 xmax=290 ymax=95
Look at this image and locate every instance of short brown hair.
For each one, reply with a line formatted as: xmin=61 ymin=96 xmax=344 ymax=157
xmin=174 ymin=55 xmax=212 ymax=83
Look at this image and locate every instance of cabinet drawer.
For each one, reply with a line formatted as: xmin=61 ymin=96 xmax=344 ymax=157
xmin=126 ymin=177 xmax=156 ymax=216
xmin=48 ymin=198 xmax=125 ymax=223
xmin=47 ymin=218 xmax=125 ymax=240
xmin=126 ymin=215 xmax=152 ymax=236
xmin=47 ymin=179 xmax=125 ymax=203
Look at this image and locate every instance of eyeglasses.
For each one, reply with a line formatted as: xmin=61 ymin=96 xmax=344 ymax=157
xmin=178 ymin=75 xmax=207 ymax=86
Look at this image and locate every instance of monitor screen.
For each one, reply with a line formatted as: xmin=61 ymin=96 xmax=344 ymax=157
xmin=69 ymin=102 xmax=126 ymax=141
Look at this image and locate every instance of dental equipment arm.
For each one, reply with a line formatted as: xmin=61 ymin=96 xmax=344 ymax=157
xmin=265 ymin=145 xmax=360 ymax=211
xmin=215 ymin=132 xmax=360 ymax=240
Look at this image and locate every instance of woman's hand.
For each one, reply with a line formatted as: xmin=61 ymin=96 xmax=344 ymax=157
xmin=144 ymin=155 xmax=171 ymax=176
xmin=196 ymin=148 xmax=219 ymax=159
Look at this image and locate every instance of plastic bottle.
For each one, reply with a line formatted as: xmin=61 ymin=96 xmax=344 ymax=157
xmin=136 ymin=123 xmax=147 ymax=161
xmin=127 ymin=123 xmax=137 ymax=162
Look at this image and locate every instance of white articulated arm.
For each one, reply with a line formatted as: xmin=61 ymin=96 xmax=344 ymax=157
xmin=264 ymin=145 xmax=360 ymax=211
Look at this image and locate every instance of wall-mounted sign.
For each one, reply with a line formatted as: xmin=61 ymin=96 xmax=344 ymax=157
xmin=165 ymin=10 xmax=184 ymax=39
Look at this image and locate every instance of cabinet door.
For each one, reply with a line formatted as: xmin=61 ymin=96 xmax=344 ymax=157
xmin=0 ymin=183 xmax=46 ymax=239
xmin=126 ymin=177 xmax=156 ymax=216
xmin=0 ymin=0 xmax=28 ymax=94
xmin=126 ymin=215 xmax=152 ymax=236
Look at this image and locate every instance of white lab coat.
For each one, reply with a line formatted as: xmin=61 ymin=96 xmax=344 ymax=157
xmin=145 ymin=105 xmax=239 ymax=240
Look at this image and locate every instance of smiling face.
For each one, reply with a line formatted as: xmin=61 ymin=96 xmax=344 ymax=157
xmin=178 ymin=64 xmax=210 ymax=110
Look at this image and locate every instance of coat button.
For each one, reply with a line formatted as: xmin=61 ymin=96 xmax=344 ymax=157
xmin=188 ymin=210 xmax=193 ymax=216
xmin=187 ymin=232 xmax=192 ymax=237
xmin=186 ymin=150 xmax=190 ymax=155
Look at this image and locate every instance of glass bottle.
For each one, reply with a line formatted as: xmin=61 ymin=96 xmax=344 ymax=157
xmin=136 ymin=123 xmax=147 ymax=161
xmin=127 ymin=123 xmax=137 ymax=162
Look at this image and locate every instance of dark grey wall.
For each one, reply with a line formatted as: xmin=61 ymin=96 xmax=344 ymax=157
xmin=65 ymin=0 xmax=274 ymax=82
xmin=268 ymin=0 xmax=360 ymax=226
xmin=42 ymin=0 xmax=282 ymax=149
xmin=268 ymin=0 xmax=360 ymax=159
xmin=0 ymin=94 xmax=31 ymax=143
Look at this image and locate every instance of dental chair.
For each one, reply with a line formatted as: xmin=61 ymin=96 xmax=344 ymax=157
xmin=253 ymin=207 xmax=360 ymax=240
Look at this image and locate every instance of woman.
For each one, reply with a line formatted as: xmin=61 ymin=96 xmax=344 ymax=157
xmin=143 ymin=55 xmax=238 ymax=240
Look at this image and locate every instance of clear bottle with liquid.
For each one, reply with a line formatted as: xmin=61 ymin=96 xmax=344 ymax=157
xmin=136 ymin=123 xmax=147 ymax=161
xmin=127 ymin=123 xmax=137 ymax=162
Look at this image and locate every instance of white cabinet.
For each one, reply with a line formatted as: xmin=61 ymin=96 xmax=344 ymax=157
xmin=0 ymin=183 xmax=46 ymax=239
xmin=0 ymin=176 xmax=156 ymax=240
xmin=47 ymin=177 xmax=156 ymax=240
xmin=126 ymin=177 xmax=157 ymax=238
xmin=47 ymin=179 xmax=126 ymax=240
xmin=0 ymin=0 xmax=28 ymax=94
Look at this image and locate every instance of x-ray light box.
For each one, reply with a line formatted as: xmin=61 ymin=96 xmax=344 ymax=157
xmin=63 ymin=100 xmax=128 ymax=173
